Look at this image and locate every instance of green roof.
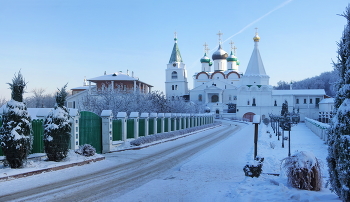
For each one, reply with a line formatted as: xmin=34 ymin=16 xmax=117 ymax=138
xmin=169 ymin=40 xmax=183 ymax=63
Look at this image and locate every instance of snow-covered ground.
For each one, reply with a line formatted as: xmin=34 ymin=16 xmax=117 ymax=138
xmin=111 ymin=120 xmax=340 ymax=202
xmin=0 ymin=120 xmax=341 ymax=201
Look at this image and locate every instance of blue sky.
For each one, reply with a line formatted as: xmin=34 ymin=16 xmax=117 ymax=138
xmin=0 ymin=0 xmax=348 ymax=100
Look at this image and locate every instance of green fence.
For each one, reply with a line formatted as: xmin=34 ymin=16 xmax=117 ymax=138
xmin=79 ymin=111 xmax=102 ymax=153
xmin=164 ymin=118 xmax=169 ymax=132
xmin=157 ymin=118 xmax=162 ymax=133
xmin=127 ymin=119 xmax=134 ymax=139
xmin=149 ymin=119 xmax=154 ymax=135
xmin=113 ymin=119 xmax=123 ymax=141
xmin=31 ymin=119 xmax=44 ymax=153
xmin=139 ymin=119 xmax=146 ymax=136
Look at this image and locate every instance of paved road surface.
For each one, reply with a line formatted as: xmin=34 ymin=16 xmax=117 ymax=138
xmin=0 ymin=121 xmax=245 ymax=201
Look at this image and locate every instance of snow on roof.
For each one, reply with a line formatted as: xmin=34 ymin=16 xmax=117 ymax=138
xmin=88 ymin=72 xmax=138 ymax=81
xmin=87 ymin=72 xmax=153 ymax=87
xmin=272 ymin=89 xmax=325 ymax=96
xmin=319 ymin=98 xmax=334 ymax=104
xmin=101 ymin=110 xmax=113 ymax=117
xmin=71 ymin=86 xmax=92 ymax=90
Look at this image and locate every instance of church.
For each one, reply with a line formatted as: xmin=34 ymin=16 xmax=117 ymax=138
xmin=165 ymin=31 xmax=327 ymax=121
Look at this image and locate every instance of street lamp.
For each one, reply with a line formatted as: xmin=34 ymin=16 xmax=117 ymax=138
xmin=287 ymin=110 xmax=300 ymax=156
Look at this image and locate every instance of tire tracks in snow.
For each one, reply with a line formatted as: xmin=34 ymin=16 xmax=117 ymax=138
xmin=0 ymin=122 xmax=244 ymax=202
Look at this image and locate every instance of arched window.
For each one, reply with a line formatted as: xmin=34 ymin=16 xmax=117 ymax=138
xmin=172 ymin=85 xmax=174 ymax=90
xmin=211 ymin=95 xmax=219 ymax=103
xmin=252 ymin=98 xmax=256 ymax=106
xmin=274 ymin=100 xmax=277 ymax=106
xmin=247 ymin=100 xmax=250 ymax=105
xmin=175 ymin=85 xmax=178 ymax=90
xmin=198 ymin=94 xmax=202 ymax=101
xmin=171 ymin=71 xmax=178 ymax=79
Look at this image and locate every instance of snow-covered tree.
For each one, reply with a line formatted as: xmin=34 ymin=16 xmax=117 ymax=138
xmin=24 ymin=88 xmax=56 ymax=108
xmin=44 ymin=84 xmax=71 ymax=162
xmin=0 ymin=71 xmax=33 ymax=168
xmin=327 ymin=5 xmax=350 ymax=201
xmin=78 ymin=85 xmax=205 ymax=115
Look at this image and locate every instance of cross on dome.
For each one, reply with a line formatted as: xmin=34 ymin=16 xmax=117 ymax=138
xmin=233 ymin=46 xmax=237 ymax=55
xmin=217 ymin=31 xmax=223 ymax=44
xmin=174 ymin=31 xmax=177 ymax=42
xmin=203 ymin=42 xmax=209 ymax=54
xmin=229 ymin=40 xmax=234 ymax=50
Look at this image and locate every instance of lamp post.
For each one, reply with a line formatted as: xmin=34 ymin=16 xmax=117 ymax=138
xmin=287 ymin=110 xmax=300 ymax=157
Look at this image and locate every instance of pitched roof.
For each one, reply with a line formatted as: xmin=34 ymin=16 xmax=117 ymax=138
xmin=169 ymin=40 xmax=183 ymax=63
xmin=245 ymin=42 xmax=267 ymax=76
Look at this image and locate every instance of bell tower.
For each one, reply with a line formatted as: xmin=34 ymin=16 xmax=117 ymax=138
xmin=165 ymin=33 xmax=189 ymax=99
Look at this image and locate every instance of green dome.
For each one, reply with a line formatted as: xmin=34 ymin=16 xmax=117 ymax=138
xmin=200 ymin=53 xmax=210 ymax=63
xmin=227 ymin=51 xmax=238 ymax=62
xmin=209 ymin=61 xmax=213 ymax=66
xmin=236 ymin=60 xmax=240 ymax=65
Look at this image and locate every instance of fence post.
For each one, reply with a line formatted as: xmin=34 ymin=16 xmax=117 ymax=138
xmin=69 ymin=109 xmax=80 ymax=150
xmin=171 ymin=113 xmax=177 ymax=131
xmin=101 ymin=110 xmax=113 ymax=153
xmin=117 ymin=112 xmax=128 ymax=141
xmin=150 ymin=113 xmax=158 ymax=135
xmin=130 ymin=112 xmax=139 ymax=139
xmin=140 ymin=113 xmax=149 ymax=136
xmin=158 ymin=113 xmax=165 ymax=133
xmin=165 ymin=113 xmax=171 ymax=132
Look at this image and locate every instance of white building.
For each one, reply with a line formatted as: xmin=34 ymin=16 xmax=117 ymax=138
xmin=165 ymin=31 xmax=327 ymax=121
xmin=67 ymin=71 xmax=153 ymax=109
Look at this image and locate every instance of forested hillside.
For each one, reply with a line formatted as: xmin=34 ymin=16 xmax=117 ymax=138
xmin=273 ymin=70 xmax=338 ymax=97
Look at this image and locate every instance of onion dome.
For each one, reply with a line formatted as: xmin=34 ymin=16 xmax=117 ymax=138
xmin=200 ymin=53 xmax=211 ymax=63
xmin=253 ymin=33 xmax=260 ymax=42
xmin=227 ymin=51 xmax=238 ymax=62
xmin=212 ymin=44 xmax=228 ymax=60
xmin=209 ymin=61 xmax=213 ymax=66
xmin=236 ymin=60 xmax=240 ymax=66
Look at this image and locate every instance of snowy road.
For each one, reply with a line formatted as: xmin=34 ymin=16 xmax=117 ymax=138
xmin=0 ymin=122 xmax=245 ymax=201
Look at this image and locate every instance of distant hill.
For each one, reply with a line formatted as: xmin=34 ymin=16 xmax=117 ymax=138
xmin=273 ymin=70 xmax=338 ymax=97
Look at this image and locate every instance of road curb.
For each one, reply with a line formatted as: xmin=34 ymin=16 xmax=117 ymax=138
xmin=0 ymin=156 xmax=105 ymax=181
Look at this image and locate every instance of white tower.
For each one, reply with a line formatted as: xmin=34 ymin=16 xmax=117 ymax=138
xmin=227 ymin=41 xmax=239 ymax=71
xmin=200 ymin=42 xmax=211 ymax=72
xmin=212 ymin=31 xmax=228 ymax=71
xmin=165 ymin=33 xmax=189 ymax=98
xmin=243 ymin=29 xmax=270 ymax=85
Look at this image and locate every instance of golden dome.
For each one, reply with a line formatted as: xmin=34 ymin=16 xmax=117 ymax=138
xmin=253 ymin=33 xmax=260 ymax=42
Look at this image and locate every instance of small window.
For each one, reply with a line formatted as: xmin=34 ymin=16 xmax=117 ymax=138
xmin=247 ymin=100 xmax=250 ymax=105
xmin=198 ymin=94 xmax=202 ymax=101
xmin=171 ymin=71 xmax=178 ymax=79
xmin=310 ymin=99 xmax=313 ymax=104
xmin=175 ymin=85 xmax=178 ymax=90
xmin=233 ymin=96 xmax=237 ymax=100
xmin=304 ymin=99 xmax=307 ymax=104
xmin=252 ymin=98 xmax=256 ymax=106
xmin=229 ymin=95 xmax=232 ymax=101
xmin=274 ymin=100 xmax=277 ymax=106
xmin=296 ymin=99 xmax=299 ymax=104
xmin=217 ymin=77 xmax=219 ymax=79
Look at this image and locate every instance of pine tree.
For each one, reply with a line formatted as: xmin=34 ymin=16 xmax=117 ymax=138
xmin=43 ymin=84 xmax=71 ymax=162
xmin=0 ymin=71 xmax=33 ymax=168
xmin=327 ymin=5 xmax=350 ymax=201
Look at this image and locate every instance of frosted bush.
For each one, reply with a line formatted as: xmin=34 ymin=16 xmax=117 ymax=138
xmin=75 ymin=144 xmax=96 ymax=157
xmin=282 ymin=151 xmax=322 ymax=191
xmin=243 ymin=156 xmax=264 ymax=178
